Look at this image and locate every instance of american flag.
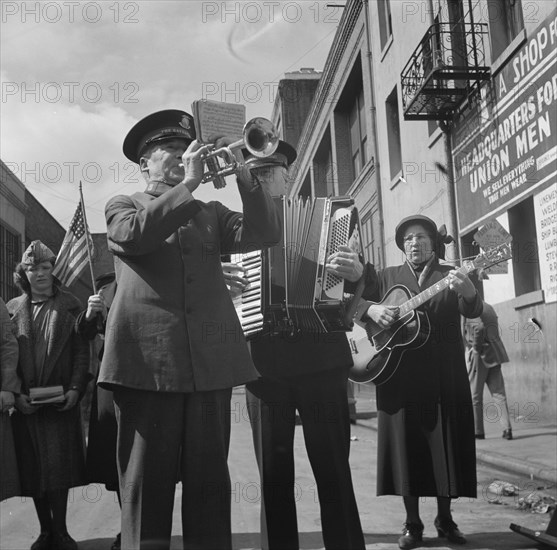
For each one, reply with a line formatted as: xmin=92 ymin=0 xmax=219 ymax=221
xmin=52 ymin=201 xmax=93 ymax=287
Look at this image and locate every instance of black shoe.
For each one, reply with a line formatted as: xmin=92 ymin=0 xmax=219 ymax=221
xmin=398 ymin=521 xmax=424 ymax=549
xmin=434 ymin=516 xmax=466 ymax=544
xmin=502 ymin=429 xmax=513 ymax=440
xmin=110 ymin=533 xmax=121 ymax=550
xmin=51 ymin=531 xmax=78 ymax=550
xmin=30 ymin=532 xmax=52 ymax=550
xmin=475 ymin=433 xmax=485 ymax=440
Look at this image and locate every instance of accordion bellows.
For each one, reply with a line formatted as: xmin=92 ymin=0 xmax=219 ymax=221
xmin=233 ymin=196 xmax=363 ymax=337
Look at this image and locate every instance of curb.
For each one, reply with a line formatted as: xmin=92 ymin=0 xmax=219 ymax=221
xmin=475 ymin=449 xmax=557 ymax=485
xmin=357 ymin=416 xmax=557 ymax=486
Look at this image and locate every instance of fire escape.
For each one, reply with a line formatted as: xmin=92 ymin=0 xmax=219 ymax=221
xmin=401 ymin=13 xmax=490 ymax=121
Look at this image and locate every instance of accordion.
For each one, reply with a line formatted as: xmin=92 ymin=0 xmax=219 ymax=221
xmin=232 ymin=196 xmax=364 ymax=337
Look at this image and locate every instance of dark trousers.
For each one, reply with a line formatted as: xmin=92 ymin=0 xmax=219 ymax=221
xmin=245 ymin=368 xmax=365 ymax=550
xmin=113 ymin=387 xmax=232 ymax=550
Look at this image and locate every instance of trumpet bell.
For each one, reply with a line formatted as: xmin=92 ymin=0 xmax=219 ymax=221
xmin=244 ymin=117 xmax=279 ymax=158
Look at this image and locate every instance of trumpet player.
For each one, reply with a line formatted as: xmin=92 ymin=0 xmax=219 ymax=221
xmin=99 ymin=109 xmax=281 ymax=550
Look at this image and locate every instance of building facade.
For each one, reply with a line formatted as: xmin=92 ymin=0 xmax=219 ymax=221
xmin=1 ymin=160 xmax=27 ymax=301
xmin=283 ymin=0 xmax=556 ymax=423
xmin=0 ymin=159 xmax=110 ymax=306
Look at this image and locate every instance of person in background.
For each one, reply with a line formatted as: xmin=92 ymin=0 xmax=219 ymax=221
xmin=355 ymin=215 xmax=482 ymax=550
xmin=99 ymin=109 xmax=281 ymax=550
xmin=463 ymin=297 xmax=513 ymax=440
xmin=76 ymin=272 xmax=121 ymax=550
xmin=7 ymin=241 xmax=90 ymax=550
xmin=224 ymin=141 xmax=367 ymax=550
xmin=0 ymin=296 xmax=20 ymax=502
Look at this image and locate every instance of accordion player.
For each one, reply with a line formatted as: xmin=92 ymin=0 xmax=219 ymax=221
xmin=231 ymin=194 xmax=364 ymax=338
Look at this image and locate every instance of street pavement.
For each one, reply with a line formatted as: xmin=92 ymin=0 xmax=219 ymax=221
xmin=0 ymin=384 xmax=555 ymax=550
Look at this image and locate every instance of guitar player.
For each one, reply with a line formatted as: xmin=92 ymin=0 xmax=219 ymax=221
xmin=352 ymin=214 xmax=482 ymax=550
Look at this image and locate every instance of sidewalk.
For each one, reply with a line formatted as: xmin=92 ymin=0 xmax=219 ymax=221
xmin=351 ymin=381 xmax=557 ymax=486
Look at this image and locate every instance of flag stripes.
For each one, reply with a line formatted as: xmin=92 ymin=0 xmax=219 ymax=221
xmin=52 ymin=202 xmax=93 ymax=287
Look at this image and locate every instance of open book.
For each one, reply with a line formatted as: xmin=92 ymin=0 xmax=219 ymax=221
xmin=29 ymin=385 xmax=65 ymax=405
xmin=191 ymin=100 xmax=246 ymax=144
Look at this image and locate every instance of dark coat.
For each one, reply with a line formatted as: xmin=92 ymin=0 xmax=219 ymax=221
xmin=249 ymin=331 xmax=354 ymax=379
xmin=76 ymin=310 xmax=118 ymax=490
xmin=463 ymin=302 xmax=509 ymax=368
xmin=7 ymin=289 xmax=90 ymax=394
xmin=363 ymin=259 xmax=482 ymax=498
xmin=7 ymin=289 xmax=89 ymax=496
xmin=0 ymin=297 xmax=20 ymax=500
xmin=99 ymin=183 xmax=281 ymax=392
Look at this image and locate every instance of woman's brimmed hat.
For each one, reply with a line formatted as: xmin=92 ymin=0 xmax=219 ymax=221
xmin=395 ymin=215 xmax=438 ymax=251
xmin=395 ymin=215 xmax=454 ymax=259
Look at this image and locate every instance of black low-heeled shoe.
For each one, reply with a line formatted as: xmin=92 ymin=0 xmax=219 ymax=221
xmin=398 ymin=521 xmax=424 ymax=549
xmin=434 ymin=516 xmax=466 ymax=544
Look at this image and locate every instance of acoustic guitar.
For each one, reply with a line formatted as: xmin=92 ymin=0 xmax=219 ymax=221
xmin=348 ymin=243 xmax=512 ymax=385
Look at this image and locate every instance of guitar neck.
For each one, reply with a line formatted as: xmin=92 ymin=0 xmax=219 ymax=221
xmin=399 ymin=263 xmax=473 ymax=316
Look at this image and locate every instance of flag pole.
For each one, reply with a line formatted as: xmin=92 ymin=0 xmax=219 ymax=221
xmin=79 ymin=181 xmax=97 ymax=294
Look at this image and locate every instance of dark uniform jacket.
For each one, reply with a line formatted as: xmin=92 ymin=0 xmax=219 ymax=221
xmin=99 ymin=182 xmax=281 ymax=393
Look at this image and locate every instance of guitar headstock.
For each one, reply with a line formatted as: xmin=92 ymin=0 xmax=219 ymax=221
xmin=470 ymin=241 xmax=513 ymax=271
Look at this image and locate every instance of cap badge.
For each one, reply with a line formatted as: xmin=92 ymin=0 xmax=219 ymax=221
xmin=179 ymin=115 xmax=191 ymax=130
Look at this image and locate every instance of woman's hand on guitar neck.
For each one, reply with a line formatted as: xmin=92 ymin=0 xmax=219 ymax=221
xmin=447 ymin=270 xmax=477 ymax=302
xmin=366 ymin=304 xmax=400 ymax=329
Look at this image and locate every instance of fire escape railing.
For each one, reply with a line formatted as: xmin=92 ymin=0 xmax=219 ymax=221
xmin=401 ymin=22 xmax=490 ymax=121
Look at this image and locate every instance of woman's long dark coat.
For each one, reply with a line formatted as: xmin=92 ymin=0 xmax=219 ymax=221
xmin=364 ymin=259 xmax=482 ymax=497
xmin=7 ymin=289 xmax=89 ymax=496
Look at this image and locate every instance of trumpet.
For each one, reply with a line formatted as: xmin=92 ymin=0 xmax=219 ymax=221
xmin=200 ymin=117 xmax=279 ymax=188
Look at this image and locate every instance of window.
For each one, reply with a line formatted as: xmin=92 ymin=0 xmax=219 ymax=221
xmin=385 ymin=87 xmax=402 ymax=181
xmin=487 ymin=0 xmax=524 ymax=61
xmin=349 ymin=88 xmax=367 ymax=178
xmin=0 ymin=223 xmax=21 ymax=301
xmin=313 ymin=128 xmax=334 ymax=197
xmin=275 ymin=113 xmax=282 ymax=139
xmin=446 ymin=0 xmax=467 ymax=73
xmin=378 ymin=0 xmax=393 ymax=51
xmin=467 ymin=198 xmax=541 ymax=305
xmin=361 ymin=211 xmax=382 ymax=270
xmin=508 ymin=196 xmax=540 ymax=296
xmin=334 ymin=56 xmax=368 ymax=189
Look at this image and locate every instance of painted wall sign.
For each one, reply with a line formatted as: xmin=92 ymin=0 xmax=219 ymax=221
xmin=533 ymin=185 xmax=557 ymax=303
xmin=453 ymin=9 xmax=557 ymax=234
xmin=473 ymin=219 xmax=512 ymax=274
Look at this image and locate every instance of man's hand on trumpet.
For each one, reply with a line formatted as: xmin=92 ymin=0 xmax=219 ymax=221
xmin=191 ymin=133 xmax=263 ymax=192
xmin=180 ymin=140 xmax=214 ymax=194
